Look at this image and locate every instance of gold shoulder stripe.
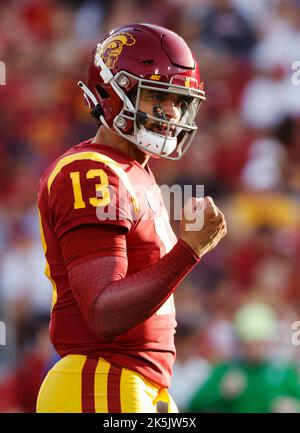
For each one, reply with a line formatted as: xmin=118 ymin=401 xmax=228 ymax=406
xmin=47 ymin=151 xmax=139 ymax=213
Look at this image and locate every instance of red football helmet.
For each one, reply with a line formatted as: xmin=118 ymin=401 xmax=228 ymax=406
xmin=78 ymin=23 xmax=206 ymax=160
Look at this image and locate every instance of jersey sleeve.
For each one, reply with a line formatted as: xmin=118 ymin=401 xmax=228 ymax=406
xmin=47 ymin=158 xmax=136 ymax=239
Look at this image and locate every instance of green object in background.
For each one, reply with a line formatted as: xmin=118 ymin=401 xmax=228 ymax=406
xmin=188 ymin=361 xmax=300 ymax=413
xmin=234 ymin=303 xmax=278 ymax=343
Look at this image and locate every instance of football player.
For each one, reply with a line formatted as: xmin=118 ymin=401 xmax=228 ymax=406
xmin=36 ymin=23 xmax=226 ymax=413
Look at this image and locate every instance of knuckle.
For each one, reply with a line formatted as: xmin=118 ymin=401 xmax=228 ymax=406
xmin=205 ymin=201 xmax=218 ymax=218
xmin=204 ymin=196 xmax=214 ymax=207
xmin=216 ymin=212 xmax=223 ymax=224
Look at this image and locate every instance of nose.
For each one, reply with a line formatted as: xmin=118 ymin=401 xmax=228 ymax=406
xmin=161 ymin=99 xmax=181 ymax=122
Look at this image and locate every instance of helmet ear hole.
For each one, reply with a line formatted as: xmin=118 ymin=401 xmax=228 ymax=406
xmin=95 ymin=84 xmax=110 ymax=99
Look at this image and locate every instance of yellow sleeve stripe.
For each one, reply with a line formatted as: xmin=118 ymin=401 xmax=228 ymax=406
xmin=38 ymin=207 xmax=58 ymax=310
xmin=47 ymin=151 xmax=139 ymax=214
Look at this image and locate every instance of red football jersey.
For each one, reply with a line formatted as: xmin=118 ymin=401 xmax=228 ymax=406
xmin=38 ymin=139 xmax=178 ymax=387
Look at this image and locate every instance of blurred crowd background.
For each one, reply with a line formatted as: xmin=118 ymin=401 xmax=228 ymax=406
xmin=0 ymin=0 xmax=300 ymax=413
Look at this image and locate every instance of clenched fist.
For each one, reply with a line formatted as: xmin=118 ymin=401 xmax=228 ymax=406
xmin=180 ymin=196 xmax=227 ymax=258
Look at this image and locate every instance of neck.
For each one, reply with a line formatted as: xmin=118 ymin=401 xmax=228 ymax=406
xmin=91 ymin=126 xmax=150 ymax=168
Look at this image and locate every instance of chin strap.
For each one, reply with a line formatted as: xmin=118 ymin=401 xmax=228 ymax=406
xmin=77 ymin=80 xmax=110 ymax=128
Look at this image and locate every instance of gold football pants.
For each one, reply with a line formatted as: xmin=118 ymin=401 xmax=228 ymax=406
xmin=36 ymin=354 xmax=178 ymax=413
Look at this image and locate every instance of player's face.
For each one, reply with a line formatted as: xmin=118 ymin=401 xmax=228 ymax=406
xmin=138 ymin=88 xmax=190 ymax=137
xmin=243 ymin=341 xmax=273 ymax=362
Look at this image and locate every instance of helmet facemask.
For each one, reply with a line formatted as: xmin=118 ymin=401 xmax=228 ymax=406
xmin=112 ymin=71 xmax=205 ymax=160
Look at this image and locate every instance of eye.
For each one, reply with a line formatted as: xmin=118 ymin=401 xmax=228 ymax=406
xmin=148 ymin=91 xmax=163 ymax=102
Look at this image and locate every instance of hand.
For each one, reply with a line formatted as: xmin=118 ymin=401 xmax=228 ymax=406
xmin=180 ymin=196 xmax=227 ymax=258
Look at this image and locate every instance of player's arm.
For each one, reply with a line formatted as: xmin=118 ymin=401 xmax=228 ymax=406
xmin=63 ymin=226 xmax=199 ymax=340
xmin=63 ymin=197 xmax=226 ymax=340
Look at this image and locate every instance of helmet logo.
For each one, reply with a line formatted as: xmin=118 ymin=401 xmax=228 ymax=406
xmin=96 ymin=33 xmax=136 ymax=69
xmin=170 ymin=75 xmax=199 ymax=90
xmin=150 ymin=74 xmax=161 ymax=81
